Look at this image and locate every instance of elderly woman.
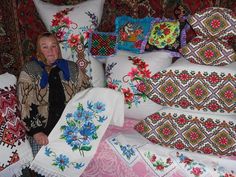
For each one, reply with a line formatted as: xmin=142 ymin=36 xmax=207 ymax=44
xmin=17 ymin=32 xmax=90 ymax=158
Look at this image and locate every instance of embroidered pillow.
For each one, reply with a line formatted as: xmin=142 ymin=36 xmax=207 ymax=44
xmin=135 ymin=108 xmax=236 ymax=156
xmin=88 ymin=31 xmax=117 ymax=59
xmin=180 ymin=36 xmax=236 ymax=66
xmin=145 ymin=18 xmax=189 ymax=57
xmin=105 ymin=50 xmax=172 ymax=120
xmin=187 ymin=7 xmax=236 ymax=39
xmin=0 ymin=73 xmax=33 ymax=177
xmin=33 ymin=0 xmax=105 ymax=87
xmin=115 ymin=16 xmax=154 ymax=54
xmin=181 ymin=7 xmax=236 ymax=66
xmin=137 ymin=58 xmax=236 ymax=115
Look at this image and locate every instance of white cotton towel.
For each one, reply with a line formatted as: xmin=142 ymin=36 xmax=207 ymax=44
xmin=30 ymin=88 xmax=124 ymax=177
xmin=0 ymin=73 xmax=33 ymax=177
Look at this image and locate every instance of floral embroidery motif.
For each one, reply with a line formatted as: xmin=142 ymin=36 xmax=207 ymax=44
xmin=45 ymin=101 xmax=107 ymax=171
xmin=106 ymin=56 xmax=151 ymax=108
xmin=51 ymin=7 xmax=98 ymax=56
xmin=45 ymin=147 xmax=85 ymax=171
xmin=149 ymin=21 xmax=180 ymax=49
xmin=176 ymin=152 xmax=206 ymax=176
xmin=110 ymin=137 xmax=136 ymax=160
xmin=61 ymin=101 xmax=107 ymax=154
xmin=214 ymin=165 xmax=235 ymax=177
xmin=144 ymin=151 xmax=173 ymax=171
xmin=119 ymin=22 xmax=143 ymax=49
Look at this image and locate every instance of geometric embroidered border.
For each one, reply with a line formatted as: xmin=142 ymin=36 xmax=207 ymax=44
xmin=135 ymin=111 xmax=236 ymax=156
xmin=0 ymin=85 xmax=26 ymax=171
xmin=138 ymin=70 xmax=236 ymax=115
xmin=188 ymin=7 xmax=236 ymax=39
xmin=89 ymin=32 xmax=117 ymax=57
xmin=180 ymin=37 xmax=236 ymax=66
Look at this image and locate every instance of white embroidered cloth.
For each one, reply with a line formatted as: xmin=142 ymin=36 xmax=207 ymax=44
xmin=107 ymin=132 xmax=236 ymax=177
xmin=30 ymin=88 xmax=124 ymax=177
xmin=0 ymin=73 xmax=33 ymax=177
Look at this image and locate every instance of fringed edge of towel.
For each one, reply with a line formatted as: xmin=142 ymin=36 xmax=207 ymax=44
xmin=30 ymin=160 xmax=64 ymax=177
xmin=0 ymin=157 xmax=32 ymax=177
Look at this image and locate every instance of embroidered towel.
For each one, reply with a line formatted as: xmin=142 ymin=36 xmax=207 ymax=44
xmin=0 ymin=73 xmax=33 ymax=177
xmin=30 ymin=87 xmax=124 ymax=177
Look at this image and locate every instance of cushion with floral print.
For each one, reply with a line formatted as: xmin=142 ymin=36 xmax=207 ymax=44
xmin=145 ymin=18 xmax=189 ymax=57
xmin=88 ymin=31 xmax=118 ymax=59
xmin=137 ymin=58 xmax=236 ymax=115
xmin=134 ymin=107 xmax=236 ymax=156
xmin=180 ymin=36 xmax=236 ymax=66
xmin=105 ymin=50 xmax=172 ymax=120
xmin=115 ymin=16 xmax=154 ymax=54
xmin=187 ymin=7 xmax=236 ymax=39
xmin=33 ymin=0 xmax=105 ymax=87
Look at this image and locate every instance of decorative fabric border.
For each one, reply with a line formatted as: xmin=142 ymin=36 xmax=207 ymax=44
xmin=135 ymin=110 xmax=236 ymax=156
xmin=0 ymin=73 xmax=33 ymax=177
xmin=138 ymin=69 xmax=236 ymax=115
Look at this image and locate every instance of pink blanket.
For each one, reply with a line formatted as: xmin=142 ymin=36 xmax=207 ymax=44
xmin=82 ymin=119 xmax=236 ymax=177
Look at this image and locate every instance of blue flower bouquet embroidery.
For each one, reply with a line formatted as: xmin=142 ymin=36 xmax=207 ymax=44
xmin=61 ymin=101 xmax=107 ymax=155
xmin=44 ymin=100 xmax=108 ymax=171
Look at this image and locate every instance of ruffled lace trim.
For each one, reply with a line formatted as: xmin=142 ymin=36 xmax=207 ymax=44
xmin=0 ymin=157 xmax=31 ymax=177
xmin=30 ymin=162 xmax=64 ymax=177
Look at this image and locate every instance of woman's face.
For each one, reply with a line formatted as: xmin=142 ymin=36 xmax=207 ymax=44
xmin=38 ymin=36 xmax=60 ymax=65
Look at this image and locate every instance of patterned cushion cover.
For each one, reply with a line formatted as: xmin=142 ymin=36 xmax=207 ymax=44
xmin=33 ymin=0 xmax=105 ymax=87
xmin=181 ymin=7 xmax=236 ymax=66
xmin=188 ymin=7 xmax=236 ymax=39
xmin=88 ymin=31 xmax=117 ymax=58
xmin=105 ymin=50 xmax=172 ymax=120
xmin=135 ymin=108 xmax=236 ymax=156
xmin=146 ymin=18 xmax=189 ymax=57
xmin=180 ymin=36 xmax=236 ymax=66
xmin=115 ymin=16 xmax=154 ymax=54
xmin=137 ymin=58 xmax=236 ymax=115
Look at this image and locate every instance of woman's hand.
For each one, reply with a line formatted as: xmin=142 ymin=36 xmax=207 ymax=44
xmin=33 ymin=132 xmax=49 ymax=145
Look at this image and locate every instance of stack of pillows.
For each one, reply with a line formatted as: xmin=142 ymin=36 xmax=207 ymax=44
xmin=134 ymin=7 xmax=236 ymax=156
xmin=33 ymin=0 xmax=186 ymax=120
xmin=33 ymin=0 xmax=236 ymax=156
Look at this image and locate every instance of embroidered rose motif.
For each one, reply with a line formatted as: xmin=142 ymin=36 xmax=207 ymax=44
xmin=106 ymin=56 xmax=151 ymax=108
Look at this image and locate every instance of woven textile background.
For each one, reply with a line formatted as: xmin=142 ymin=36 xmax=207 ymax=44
xmin=0 ymin=0 xmax=235 ymax=75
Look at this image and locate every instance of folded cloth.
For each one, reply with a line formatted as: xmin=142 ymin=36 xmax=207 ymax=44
xmin=30 ymin=87 xmax=124 ymax=177
xmin=0 ymin=73 xmax=33 ymax=177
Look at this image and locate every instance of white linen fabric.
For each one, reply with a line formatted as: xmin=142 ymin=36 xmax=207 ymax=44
xmin=0 ymin=73 xmax=33 ymax=177
xmin=33 ymin=0 xmax=105 ymax=87
xmin=107 ymin=132 xmax=236 ymax=177
xmin=105 ymin=50 xmax=173 ymax=120
xmin=30 ymin=87 xmax=124 ymax=177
